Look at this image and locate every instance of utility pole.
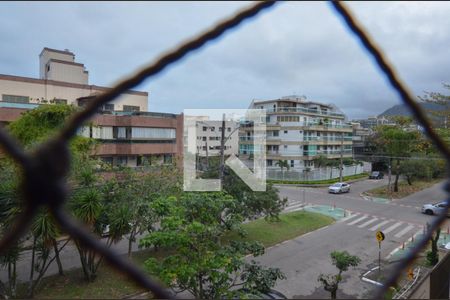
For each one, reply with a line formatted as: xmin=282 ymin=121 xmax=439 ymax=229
xmin=388 ymin=158 xmax=392 ymax=194
xmin=339 ymin=132 xmax=344 ymax=182
xmin=219 ymin=113 xmax=226 ymax=185
xmin=205 ymin=138 xmax=209 ymax=170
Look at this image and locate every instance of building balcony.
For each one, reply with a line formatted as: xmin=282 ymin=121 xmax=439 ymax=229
xmin=93 ymin=141 xmax=178 ymax=156
xmin=0 ymin=101 xmax=40 ymax=109
xmin=266 ymin=107 xmax=345 ymax=118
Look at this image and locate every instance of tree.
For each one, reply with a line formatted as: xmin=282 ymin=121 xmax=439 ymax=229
xmin=0 ymin=165 xmax=21 ymax=299
xmin=275 ymin=160 xmax=289 ymax=181
xmin=318 ymin=251 xmax=361 ymax=299
xmin=326 ymin=159 xmax=340 ymax=180
xmin=370 ymin=125 xmax=422 ymax=192
xmin=426 ymin=223 xmax=441 ymax=266
xmin=106 ymin=165 xmax=182 ymax=258
xmin=27 ymin=210 xmax=70 ymax=297
xmin=139 ymin=193 xmax=285 ymax=299
xmin=313 ymin=155 xmax=328 ymax=169
xmin=202 ymin=166 xmax=287 ymax=222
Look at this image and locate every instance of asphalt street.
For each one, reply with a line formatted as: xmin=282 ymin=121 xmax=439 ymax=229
xmin=252 ymin=179 xmax=449 ymax=298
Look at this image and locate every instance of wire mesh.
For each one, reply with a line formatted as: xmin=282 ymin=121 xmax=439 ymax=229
xmin=0 ymin=1 xmax=448 ymax=298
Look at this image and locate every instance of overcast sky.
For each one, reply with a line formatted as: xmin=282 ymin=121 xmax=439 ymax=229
xmin=1 ymin=1 xmax=449 ymax=119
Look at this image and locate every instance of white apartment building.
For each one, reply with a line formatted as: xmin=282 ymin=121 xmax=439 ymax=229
xmin=240 ymin=95 xmax=353 ymax=171
xmin=196 ymin=119 xmax=239 ymax=157
xmin=0 ymin=47 xmax=148 ymax=112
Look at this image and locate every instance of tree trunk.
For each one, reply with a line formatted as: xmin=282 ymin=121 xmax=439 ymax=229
xmin=331 ymin=289 xmax=337 ymax=299
xmin=394 ymin=159 xmax=400 ymax=192
xmin=406 ymin=175 xmax=412 ymax=186
xmin=52 ymin=239 xmax=64 ymax=276
xmin=27 ymin=237 xmax=37 ymax=297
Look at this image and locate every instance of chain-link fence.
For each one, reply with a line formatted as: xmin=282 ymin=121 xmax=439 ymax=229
xmin=0 ymin=1 xmax=448 ymax=299
xmin=267 ymin=164 xmax=364 ymax=181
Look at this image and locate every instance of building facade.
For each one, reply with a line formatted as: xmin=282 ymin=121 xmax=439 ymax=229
xmin=196 ymin=119 xmax=239 ymax=157
xmin=240 ymin=96 xmax=353 ymax=171
xmin=0 ymin=47 xmax=148 ymax=112
xmin=0 ymin=48 xmax=183 ymax=167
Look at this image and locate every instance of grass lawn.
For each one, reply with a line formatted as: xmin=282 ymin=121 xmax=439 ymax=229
xmin=30 ymin=211 xmax=333 ymax=298
xmin=27 ymin=249 xmax=160 ymax=299
xmin=226 ymin=210 xmax=334 ymax=248
xmin=363 ymin=178 xmax=443 ymax=199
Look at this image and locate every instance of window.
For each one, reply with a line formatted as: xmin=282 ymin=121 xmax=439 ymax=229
xmin=290 ymin=160 xmax=294 ymax=167
xmin=54 ymin=98 xmax=67 ymax=105
xmin=123 ymin=105 xmax=140 ymax=112
xmin=92 ymin=126 xmax=113 ymax=139
xmin=211 ymin=127 xmax=215 ymax=132
xmin=227 ymin=127 xmax=231 ymax=132
xmin=284 ymin=130 xmax=288 ymax=134
xmin=102 ymin=103 xmax=114 ymax=111
xmin=284 ymin=145 xmax=288 ymax=149
xmin=202 ymin=136 xmax=206 ymax=141
xmin=277 ymin=116 xmax=300 ymax=122
xmin=203 ymin=126 xmax=207 ymax=131
xmin=131 ymin=127 xmax=176 ymax=139
xmin=100 ymin=157 xmax=113 ymax=166
xmin=163 ymin=154 xmax=173 ymax=164
xmin=2 ymin=94 xmax=30 ymax=103
xmin=219 ymin=127 xmax=222 ymax=132
xmin=115 ymin=127 xmax=127 ymax=139
xmin=116 ymin=156 xmax=128 ymax=166
xmin=267 ymin=159 xmax=273 ymax=167
xmin=273 ymin=131 xmax=279 ymax=137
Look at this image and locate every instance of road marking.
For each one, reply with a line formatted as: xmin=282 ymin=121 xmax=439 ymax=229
xmin=347 ymin=215 xmax=368 ymax=226
xmin=285 ymin=202 xmax=305 ymax=212
xmin=394 ymin=224 xmax=415 ymax=238
xmin=369 ymin=220 xmax=390 ymax=231
xmin=340 ymin=213 xmax=359 ymax=222
xmin=383 ymin=222 xmax=403 ymax=234
xmin=358 ymin=217 xmax=379 ymax=228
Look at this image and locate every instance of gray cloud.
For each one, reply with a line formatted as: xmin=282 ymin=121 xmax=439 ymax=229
xmin=1 ymin=1 xmax=449 ymax=119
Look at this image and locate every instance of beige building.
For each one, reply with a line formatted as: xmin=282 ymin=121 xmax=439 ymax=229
xmin=0 ymin=48 xmax=186 ymax=168
xmin=196 ymin=119 xmax=239 ymax=157
xmin=0 ymin=47 xmax=148 ymax=112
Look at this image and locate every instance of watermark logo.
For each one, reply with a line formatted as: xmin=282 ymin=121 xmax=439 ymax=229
xmin=183 ymin=109 xmax=266 ymax=191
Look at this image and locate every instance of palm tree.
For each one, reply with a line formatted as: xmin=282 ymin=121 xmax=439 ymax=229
xmin=276 ymin=160 xmax=290 ymax=181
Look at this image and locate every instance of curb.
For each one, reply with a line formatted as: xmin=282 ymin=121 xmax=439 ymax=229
xmin=361 ymin=266 xmax=384 ymax=286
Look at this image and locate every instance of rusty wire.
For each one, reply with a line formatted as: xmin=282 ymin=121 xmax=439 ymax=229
xmin=0 ymin=1 xmax=277 ymax=299
xmin=330 ymin=1 xmax=450 ymax=298
xmin=0 ymin=0 xmax=448 ymax=299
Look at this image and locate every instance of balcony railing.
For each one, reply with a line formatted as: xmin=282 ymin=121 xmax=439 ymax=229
xmin=265 ymin=107 xmax=345 ymax=117
xmin=303 ymin=136 xmax=353 ymax=142
xmin=0 ymin=101 xmax=40 ymax=109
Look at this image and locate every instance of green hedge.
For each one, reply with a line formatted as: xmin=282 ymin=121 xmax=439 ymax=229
xmin=268 ymin=172 xmax=368 ymax=185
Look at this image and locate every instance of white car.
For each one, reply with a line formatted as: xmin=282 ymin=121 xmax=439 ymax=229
xmin=421 ymin=202 xmax=450 ymax=217
xmin=328 ymin=182 xmax=351 ymax=194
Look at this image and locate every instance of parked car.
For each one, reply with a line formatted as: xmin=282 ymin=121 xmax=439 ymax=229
xmin=328 ymin=182 xmax=351 ymax=194
xmin=369 ymin=171 xmax=384 ymax=179
xmin=421 ymin=202 xmax=450 ymax=217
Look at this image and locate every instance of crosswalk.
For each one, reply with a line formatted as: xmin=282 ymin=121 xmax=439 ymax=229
xmin=340 ymin=213 xmax=422 ymax=239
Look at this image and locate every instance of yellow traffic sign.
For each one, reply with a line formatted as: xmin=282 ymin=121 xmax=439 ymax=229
xmin=408 ymin=268 xmax=414 ymax=280
xmin=376 ymin=231 xmax=385 ymax=242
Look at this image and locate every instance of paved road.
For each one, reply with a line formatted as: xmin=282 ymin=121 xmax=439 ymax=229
xmin=253 ymin=179 xmax=449 ymax=298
